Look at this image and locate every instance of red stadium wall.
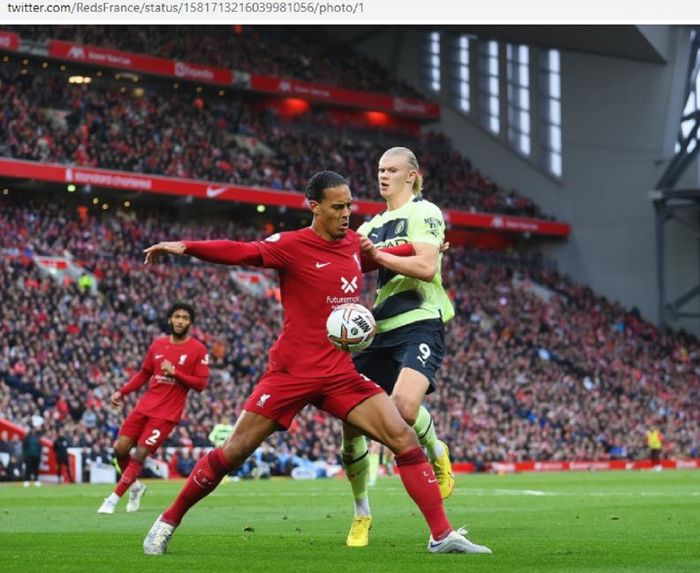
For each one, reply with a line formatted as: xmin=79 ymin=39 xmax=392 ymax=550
xmin=0 ymin=158 xmax=571 ymax=238
xmin=39 ymin=38 xmax=440 ymax=120
xmin=0 ymin=30 xmax=19 ymax=51
xmin=259 ymin=98 xmax=422 ymax=136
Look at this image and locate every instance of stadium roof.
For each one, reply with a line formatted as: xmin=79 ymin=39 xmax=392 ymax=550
xmin=336 ymin=25 xmax=678 ymax=64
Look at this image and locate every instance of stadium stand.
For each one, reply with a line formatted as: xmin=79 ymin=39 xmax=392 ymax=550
xmin=5 ymin=25 xmax=426 ymax=98
xmin=1 ymin=25 xmax=696 ymax=483
xmin=0 ymin=63 xmax=545 ymax=218
xmin=1 ymin=194 xmax=697 ymax=481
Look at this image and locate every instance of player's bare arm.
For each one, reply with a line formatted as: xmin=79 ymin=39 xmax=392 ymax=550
xmin=143 ymin=241 xmax=187 ymax=265
xmin=358 ymin=236 xmax=419 ymax=273
xmin=374 ymin=242 xmax=439 ymax=282
xmin=359 ymin=238 xmax=445 ymax=274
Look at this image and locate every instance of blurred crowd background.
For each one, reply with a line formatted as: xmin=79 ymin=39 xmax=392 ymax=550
xmin=0 ymin=25 xmax=697 ymax=482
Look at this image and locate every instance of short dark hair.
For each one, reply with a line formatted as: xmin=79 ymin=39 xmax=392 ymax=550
xmin=305 ymin=170 xmax=348 ymax=202
xmin=167 ymin=301 xmax=195 ymax=322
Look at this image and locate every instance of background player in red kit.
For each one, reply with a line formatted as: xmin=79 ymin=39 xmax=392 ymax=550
xmin=97 ymin=302 xmax=209 ymax=515
xmin=140 ymin=171 xmax=491 ymax=556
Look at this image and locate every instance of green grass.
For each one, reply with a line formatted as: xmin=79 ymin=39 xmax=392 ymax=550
xmin=1 ymin=471 xmax=699 ymax=572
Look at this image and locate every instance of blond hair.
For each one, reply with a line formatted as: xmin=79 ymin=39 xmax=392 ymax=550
xmin=382 ymin=146 xmax=423 ymax=196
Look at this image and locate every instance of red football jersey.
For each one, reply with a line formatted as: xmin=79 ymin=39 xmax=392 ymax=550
xmin=133 ymin=336 xmax=209 ymax=422
xmin=256 ymin=227 xmax=364 ymax=378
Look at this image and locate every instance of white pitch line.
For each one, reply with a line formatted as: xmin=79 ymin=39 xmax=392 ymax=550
xmin=209 ymin=488 xmax=700 ymax=498
xmin=588 ymin=491 xmax=700 ymax=497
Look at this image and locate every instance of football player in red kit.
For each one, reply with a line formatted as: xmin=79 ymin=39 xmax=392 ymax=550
xmin=140 ymin=171 xmax=491 ymax=556
xmin=97 ymin=302 xmax=209 ymax=515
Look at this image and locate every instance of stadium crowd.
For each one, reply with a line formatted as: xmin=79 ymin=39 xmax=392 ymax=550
xmin=0 ymin=197 xmax=343 ymax=481
xmin=1 ymin=196 xmax=698 ymax=482
xmin=5 ymin=25 xmax=425 ymax=99
xmin=435 ymin=254 xmax=699 ymax=465
xmin=0 ymin=64 xmax=544 ymax=218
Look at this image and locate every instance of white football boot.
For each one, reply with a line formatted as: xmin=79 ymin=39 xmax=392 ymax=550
xmin=428 ymin=527 xmax=492 ymax=554
xmin=143 ymin=515 xmax=176 ymax=555
xmin=97 ymin=498 xmax=116 ymax=514
xmin=126 ymin=482 xmax=147 ymax=513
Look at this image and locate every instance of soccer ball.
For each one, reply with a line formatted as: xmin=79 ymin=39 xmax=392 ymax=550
xmin=326 ymin=303 xmax=376 ymax=352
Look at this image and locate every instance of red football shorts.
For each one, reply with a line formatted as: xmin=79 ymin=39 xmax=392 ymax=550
xmin=119 ymin=410 xmax=177 ymax=454
xmin=243 ymin=369 xmax=385 ymax=429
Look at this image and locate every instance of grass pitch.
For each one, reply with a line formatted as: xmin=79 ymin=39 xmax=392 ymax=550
xmin=0 ymin=470 xmax=698 ymax=572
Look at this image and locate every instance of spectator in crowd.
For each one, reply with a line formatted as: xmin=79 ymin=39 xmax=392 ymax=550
xmin=8 ymin=436 xmax=24 ymax=461
xmin=2 ymin=455 xmax=25 ymax=482
xmin=22 ymin=427 xmax=42 ymax=487
xmin=83 ymin=443 xmax=111 ymax=483
xmin=0 ymin=430 xmax=11 ymax=455
xmin=175 ymin=449 xmax=196 ymax=477
xmin=254 ymin=443 xmax=278 ymax=479
xmin=646 ymin=420 xmax=664 ymax=471
xmin=53 ymin=431 xmax=73 ymax=483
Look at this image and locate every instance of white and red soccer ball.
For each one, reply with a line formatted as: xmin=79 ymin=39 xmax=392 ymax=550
xmin=326 ymin=303 xmax=376 ymax=352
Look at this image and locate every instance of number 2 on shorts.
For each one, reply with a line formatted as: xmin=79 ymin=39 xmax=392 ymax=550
xmin=145 ymin=428 xmax=161 ymax=446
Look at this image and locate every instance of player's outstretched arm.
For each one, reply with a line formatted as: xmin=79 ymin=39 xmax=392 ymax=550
xmin=182 ymin=240 xmax=263 ymax=266
xmin=144 ymin=240 xmax=263 ymax=266
xmin=143 ymin=241 xmax=187 ymax=265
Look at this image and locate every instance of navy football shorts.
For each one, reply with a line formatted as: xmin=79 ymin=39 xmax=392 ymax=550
xmin=352 ymin=318 xmax=445 ymax=395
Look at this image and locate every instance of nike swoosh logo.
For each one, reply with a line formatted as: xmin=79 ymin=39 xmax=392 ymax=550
xmin=428 ymin=479 xmax=438 ymax=483
xmin=155 ymin=354 xmax=164 ymax=359
xmin=429 ymin=541 xmax=443 ymax=549
xmin=315 ymin=262 xmax=331 ymax=268
xmin=206 ymin=186 xmax=228 ymax=198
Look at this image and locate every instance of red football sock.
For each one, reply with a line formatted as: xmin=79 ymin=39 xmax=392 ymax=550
xmin=116 ymin=453 xmax=130 ymax=474
xmin=114 ymin=459 xmax=143 ymax=497
xmin=162 ymin=448 xmax=231 ymax=526
xmin=395 ymin=447 xmax=452 ymax=540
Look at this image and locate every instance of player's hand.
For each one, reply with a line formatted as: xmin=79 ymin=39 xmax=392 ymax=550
xmin=358 ymin=234 xmax=378 ymax=260
xmin=110 ymin=391 xmax=123 ymax=407
xmin=161 ymin=359 xmax=175 ymax=376
xmin=143 ymin=241 xmax=186 ymax=265
xmin=440 ymin=241 xmax=450 ymax=254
